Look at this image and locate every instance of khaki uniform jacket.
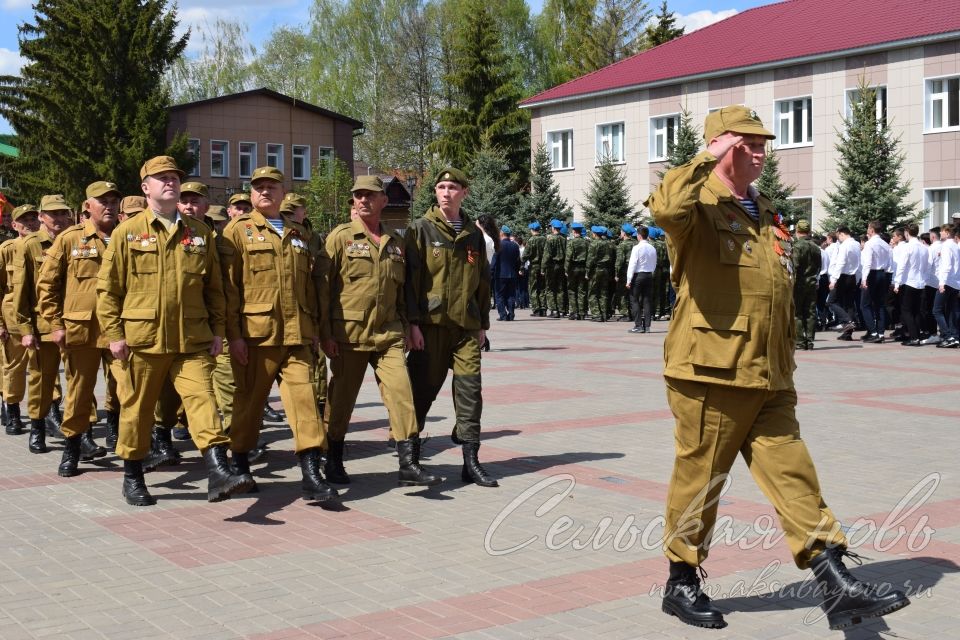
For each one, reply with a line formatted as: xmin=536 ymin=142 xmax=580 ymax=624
xmin=320 ymin=218 xmax=406 ymax=351
xmin=525 ymin=234 xmax=545 ymax=272
xmin=648 ymin=151 xmax=796 ymax=390
xmin=0 ymin=238 xmax=24 ymax=335
xmin=404 ymin=206 xmax=491 ymax=331
xmin=14 ymin=229 xmax=56 ymax=338
xmin=586 ymin=238 xmax=615 ymax=272
xmin=791 ymin=236 xmax=821 ymax=291
xmin=220 ymin=209 xmax=319 ymax=345
xmin=96 ymin=212 xmax=226 ymax=354
xmin=541 ymin=233 xmax=565 ymax=272
xmin=565 ymin=236 xmax=588 ymax=271
xmin=37 ymin=221 xmax=111 ymax=349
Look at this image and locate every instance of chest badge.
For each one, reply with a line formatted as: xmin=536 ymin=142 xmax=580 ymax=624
xmin=726 ymin=239 xmax=735 ymax=251
xmin=730 ymin=221 xmax=742 ymax=232
xmin=743 ymin=240 xmax=752 ymax=254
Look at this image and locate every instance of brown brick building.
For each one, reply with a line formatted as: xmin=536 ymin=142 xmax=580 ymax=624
xmin=167 ymin=88 xmax=363 ymax=204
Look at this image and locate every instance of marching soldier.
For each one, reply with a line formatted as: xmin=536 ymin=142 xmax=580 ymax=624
xmin=792 ymin=219 xmax=821 ymax=350
xmin=650 ymin=227 xmax=671 ymax=319
xmin=525 ymin=222 xmax=546 ymax=316
xmin=37 ymin=181 xmax=122 ymax=475
xmin=564 ymin=222 xmax=589 ymax=320
xmin=220 ymin=166 xmax=336 ymax=501
xmin=540 ymin=219 xmax=565 ymax=317
xmin=586 ymin=226 xmax=615 ymax=321
xmin=0 ymin=204 xmax=41 ymax=436
xmin=319 ymin=176 xmax=439 ymax=486
xmin=613 ymin=224 xmax=637 ymax=320
xmin=404 ymin=167 xmax=497 ymax=487
xmin=97 ymin=156 xmax=252 ymax=506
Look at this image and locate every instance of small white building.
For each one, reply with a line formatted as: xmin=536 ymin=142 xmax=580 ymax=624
xmin=520 ymin=0 xmax=960 ymax=230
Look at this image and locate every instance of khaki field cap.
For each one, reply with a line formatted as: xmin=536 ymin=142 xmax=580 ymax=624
xmin=140 ymin=155 xmax=185 ymax=180
xmin=206 ymin=205 xmax=227 ymax=221
xmin=120 ymin=196 xmax=148 ymax=214
xmin=796 ymin=219 xmax=811 ymax=232
xmin=280 ymin=193 xmax=307 ymax=212
xmin=228 ymin=193 xmax=252 ymax=206
xmin=704 ymin=105 xmax=776 ymax=143
xmin=39 ymin=194 xmax=71 ymax=212
xmin=434 ymin=167 xmax=468 ymax=188
xmin=12 ymin=204 xmax=39 ymax=220
xmin=251 ymin=166 xmax=284 ymax=183
xmin=86 ymin=181 xmax=121 ymax=199
xmin=351 ymin=175 xmax=384 ymax=193
xmin=180 ymin=181 xmax=209 ymax=198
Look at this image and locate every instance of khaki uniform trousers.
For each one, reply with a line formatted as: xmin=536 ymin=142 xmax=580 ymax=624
xmin=154 ymin=379 xmax=183 ymax=428
xmin=61 ymin=347 xmax=117 ymax=438
xmin=112 ymin=351 xmax=229 ymax=460
xmin=27 ymin=342 xmax=61 ymax=420
xmin=663 ymin=377 xmax=847 ymax=570
xmin=211 ymin=345 xmax=235 ymax=431
xmin=230 ymin=344 xmax=326 ymax=454
xmin=2 ymin=336 xmax=29 ymax=403
xmin=407 ymin=324 xmax=483 ymax=443
xmin=325 ymin=343 xmax=417 ymax=442
xmin=314 ymin=353 xmax=327 ymax=405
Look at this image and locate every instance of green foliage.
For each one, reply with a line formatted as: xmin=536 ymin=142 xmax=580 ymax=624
xmin=0 ymin=0 xmax=188 ymax=204
xmin=463 ymin=143 xmax=521 ymax=229
xmin=409 ymin=164 xmax=441 ymax=220
xmin=656 ymin=103 xmax=701 ymax=179
xmin=249 ymin=26 xmax=313 ymax=100
xmin=645 ymin=1 xmax=684 ymax=48
xmin=583 ymin=0 xmax=651 ymax=72
xmin=580 ymin=156 xmax=636 ymax=230
xmin=0 ymin=134 xmax=17 ymax=148
xmin=532 ymin=0 xmax=597 ymax=88
xmin=430 ymin=0 xmax=530 ymax=186
xmin=522 ymin=143 xmax=570 ymax=228
xmin=302 ymin=157 xmax=354 ymax=234
xmin=756 ymin=145 xmax=805 ymax=225
xmin=819 ymin=78 xmax=919 ymax=236
xmin=167 ymin=18 xmax=255 ymax=103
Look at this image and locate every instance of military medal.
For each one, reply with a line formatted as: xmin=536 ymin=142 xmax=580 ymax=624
xmin=257 ymin=235 xmax=265 ymax=242
xmin=743 ymin=240 xmax=752 ymax=254
xmin=726 ymin=239 xmax=735 ymax=251
xmin=126 ymin=233 xmax=134 ymax=242
xmin=730 ymin=221 xmax=741 ymax=232
xmin=431 ymin=240 xmax=442 ymax=258
xmin=71 ymin=249 xmax=79 ymax=257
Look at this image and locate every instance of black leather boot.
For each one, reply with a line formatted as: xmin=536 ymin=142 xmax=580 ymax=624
xmin=28 ymin=418 xmax=47 ymax=453
xmin=122 ymin=459 xmax=155 ymax=506
xmin=80 ymin=430 xmax=107 ymax=460
xmin=248 ymin=441 xmax=267 ymax=464
xmin=144 ymin=426 xmax=181 ymax=471
xmin=809 ymin=547 xmax=910 ymax=630
xmin=323 ymin=439 xmax=350 ymax=484
xmin=460 ymin=442 xmax=498 ymax=487
xmin=5 ymin=402 xmax=24 ymax=435
xmin=661 ymin=561 xmax=726 ymax=629
xmin=231 ymin=451 xmax=258 ymax=493
xmin=298 ymin=448 xmax=337 ymax=501
xmin=262 ymin=403 xmax=283 ymax=423
xmin=45 ymin=403 xmax=64 ymax=438
xmin=204 ymin=445 xmax=253 ymax=502
xmin=397 ymin=435 xmax=441 ymax=486
xmin=58 ymin=434 xmax=82 ymax=477
xmin=104 ymin=411 xmax=119 ymax=450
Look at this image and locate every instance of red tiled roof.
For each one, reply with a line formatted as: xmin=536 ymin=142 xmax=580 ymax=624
xmin=521 ymin=0 xmax=960 ymax=107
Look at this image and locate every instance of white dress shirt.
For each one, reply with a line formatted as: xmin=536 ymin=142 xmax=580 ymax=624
xmin=626 ymin=239 xmax=658 ymax=281
xmin=894 ymin=237 xmax=930 ymax=289
xmin=937 ymin=238 xmax=960 ymax=290
xmin=860 ymin=234 xmax=893 ymax=285
xmin=819 ymin=247 xmax=830 ymax=276
xmin=828 ymin=237 xmax=861 ymax=283
xmin=926 ymin=240 xmax=942 ymax=288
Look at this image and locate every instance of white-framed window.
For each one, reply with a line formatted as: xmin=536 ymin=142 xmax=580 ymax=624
xmin=595 ymin=122 xmax=624 ymax=164
xmin=292 ymin=145 xmax=310 ymax=180
xmin=775 ymin=97 xmax=813 ymax=147
xmin=238 ymin=142 xmax=256 ymax=178
xmin=187 ymin=139 xmax=200 ymax=177
xmin=266 ymin=143 xmax=283 ymax=172
xmin=845 ymin=86 xmax=887 ymax=125
xmin=649 ymin=114 xmax=678 ymax=162
xmin=547 ymin=130 xmax=574 ymax=170
xmin=925 ymin=76 xmax=960 ymax=132
xmin=787 ymin=196 xmax=813 ymax=225
xmin=924 ymin=187 xmax=960 ymax=230
xmin=210 ymin=140 xmax=228 ymax=178
xmin=317 ymin=147 xmax=335 ymax=176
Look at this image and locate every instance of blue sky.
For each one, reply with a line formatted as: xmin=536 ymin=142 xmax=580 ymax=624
xmin=0 ymin=0 xmax=769 ymax=135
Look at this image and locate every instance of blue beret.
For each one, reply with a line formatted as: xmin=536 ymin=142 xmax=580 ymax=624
xmin=560 ymin=223 xmax=568 ymax=234
xmin=501 ymin=225 xmax=511 ymax=234
xmin=605 ymin=228 xmax=614 ymax=238
xmin=622 ymin=223 xmax=636 ymax=234
xmin=550 ymin=219 xmax=563 ymax=229
xmin=590 ymin=225 xmax=603 ymax=234
xmin=528 ymin=221 xmax=541 ymax=230
xmin=570 ymin=222 xmax=584 ymax=230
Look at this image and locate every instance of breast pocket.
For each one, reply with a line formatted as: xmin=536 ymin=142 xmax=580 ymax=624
xmin=345 ymin=254 xmax=374 ymax=280
xmin=130 ymin=244 xmax=158 ymax=274
xmin=247 ymin=242 xmax=276 ymax=273
xmin=715 ymin=219 xmax=758 ymax=269
xmin=71 ymin=257 xmax=100 ymax=280
xmin=689 ymin=311 xmax=749 ymax=369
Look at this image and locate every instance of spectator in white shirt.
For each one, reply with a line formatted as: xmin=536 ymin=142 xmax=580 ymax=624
xmin=859 ymin=221 xmax=893 ymax=342
xmin=626 ymin=225 xmax=658 ymax=334
xmin=827 ymin=226 xmax=861 ymax=339
xmin=816 ymin=236 xmax=831 ymax=327
xmin=893 ymin=223 xmax=928 ymax=345
xmin=921 ymin=228 xmax=942 ymax=341
xmin=933 ymin=224 xmax=960 ymax=347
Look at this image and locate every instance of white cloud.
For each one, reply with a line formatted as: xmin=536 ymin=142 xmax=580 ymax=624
xmin=677 ymin=9 xmax=738 ymax=33
xmin=0 ymin=47 xmax=24 ymax=75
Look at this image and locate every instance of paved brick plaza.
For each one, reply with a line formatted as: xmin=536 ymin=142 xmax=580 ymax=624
xmin=0 ymin=316 xmax=957 ymax=639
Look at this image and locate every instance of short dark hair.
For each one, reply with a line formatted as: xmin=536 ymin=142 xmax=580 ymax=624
xmin=638 ymin=225 xmax=649 ymax=239
xmin=943 ymin=224 xmax=956 ymax=238
xmin=893 ymin=227 xmax=905 ymax=239
xmin=907 ymin=222 xmax=920 ymax=237
xmin=867 ymin=220 xmax=883 ymax=234
xmin=836 ymin=225 xmax=851 ymax=235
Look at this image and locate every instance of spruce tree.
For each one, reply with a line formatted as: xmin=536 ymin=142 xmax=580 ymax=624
xmin=645 ymin=1 xmax=684 ymax=48
xmin=583 ymin=0 xmax=652 ymax=72
xmin=302 ymin=157 xmax=354 ymax=234
xmin=820 ymin=78 xmax=918 ymax=236
xmin=0 ymin=0 xmax=190 ymax=204
xmin=431 ymin=0 xmax=530 ymax=186
xmin=463 ymin=142 xmax=521 ymax=229
xmin=580 ymin=157 xmax=637 ymax=230
xmin=409 ymin=162 xmax=442 ymax=221
xmin=522 ymin=143 xmax=570 ymax=229
xmin=656 ymin=104 xmax=701 ymax=179
xmin=756 ymin=144 xmax=805 ymax=224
